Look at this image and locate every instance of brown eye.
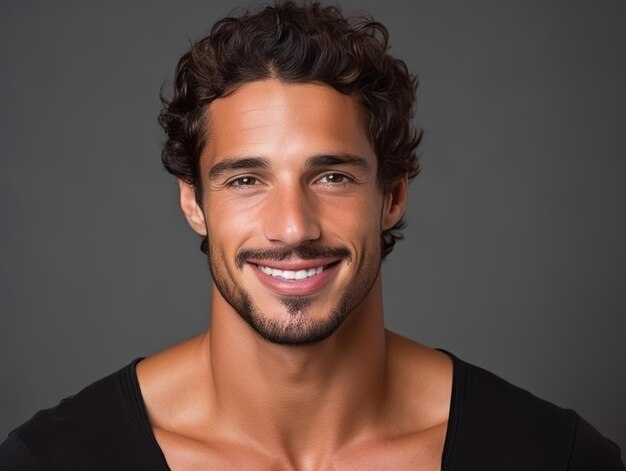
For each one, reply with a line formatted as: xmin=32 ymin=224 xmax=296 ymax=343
xmin=318 ymin=173 xmax=349 ymax=184
xmin=230 ymin=176 xmax=260 ymax=186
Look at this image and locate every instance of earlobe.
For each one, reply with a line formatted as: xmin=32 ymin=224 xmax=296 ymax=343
xmin=178 ymin=180 xmax=207 ymax=236
xmin=382 ymin=177 xmax=409 ymax=230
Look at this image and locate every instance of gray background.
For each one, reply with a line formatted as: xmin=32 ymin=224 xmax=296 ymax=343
xmin=2 ymin=0 xmax=625 ymax=454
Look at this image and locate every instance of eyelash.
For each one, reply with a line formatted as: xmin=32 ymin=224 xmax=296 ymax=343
xmin=226 ymin=176 xmax=262 ymax=187
xmin=314 ymin=172 xmax=353 ymax=185
xmin=225 ymin=172 xmax=354 ymax=189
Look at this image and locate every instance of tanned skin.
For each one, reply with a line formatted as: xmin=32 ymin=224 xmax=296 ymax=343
xmin=136 ymin=80 xmax=453 ymax=470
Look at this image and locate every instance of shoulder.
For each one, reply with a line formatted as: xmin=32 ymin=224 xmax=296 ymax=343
xmin=385 ymin=332 xmax=454 ymax=434
xmin=568 ymin=415 xmax=625 ymax=470
xmin=444 ymin=353 xmax=624 ymax=470
xmin=0 ymin=359 xmax=166 ymax=470
xmin=134 ymin=334 xmax=213 ymax=434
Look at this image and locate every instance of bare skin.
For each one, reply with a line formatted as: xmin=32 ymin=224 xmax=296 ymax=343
xmin=137 ymin=80 xmax=453 ymax=470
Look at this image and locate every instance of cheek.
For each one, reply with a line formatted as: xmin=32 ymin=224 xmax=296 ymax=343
xmin=205 ymin=199 xmax=257 ymax=239
xmin=203 ymin=188 xmax=384 ymax=247
xmin=322 ymin=196 xmax=383 ymax=245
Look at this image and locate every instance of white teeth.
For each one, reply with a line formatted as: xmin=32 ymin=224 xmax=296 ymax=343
xmin=258 ymin=264 xmax=326 ymax=280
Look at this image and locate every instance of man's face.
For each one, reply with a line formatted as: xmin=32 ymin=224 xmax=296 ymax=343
xmin=182 ymin=79 xmax=404 ymax=345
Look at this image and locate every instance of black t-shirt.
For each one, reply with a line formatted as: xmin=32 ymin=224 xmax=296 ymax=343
xmin=1 ymin=353 xmax=623 ymax=470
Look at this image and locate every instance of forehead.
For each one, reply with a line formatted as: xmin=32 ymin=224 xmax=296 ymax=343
xmin=201 ymin=79 xmax=374 ymax=166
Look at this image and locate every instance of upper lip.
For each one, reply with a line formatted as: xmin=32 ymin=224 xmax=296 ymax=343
xmin=246 ymin=258 xmax=340 ymax=271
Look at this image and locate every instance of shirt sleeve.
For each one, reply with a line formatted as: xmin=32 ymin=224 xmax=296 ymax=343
xmin=567 ymin=415 xmax=625 ymax=471
xmin=0 ymin=432 xmax=41 ymax=470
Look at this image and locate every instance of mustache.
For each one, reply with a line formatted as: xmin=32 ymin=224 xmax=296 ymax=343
xmin=236 ymin=245 xmax=351 ymax=269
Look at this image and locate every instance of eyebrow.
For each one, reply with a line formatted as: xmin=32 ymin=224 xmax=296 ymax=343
xmin=304 ymin=153 xmax=370 ymax=171
xmin=208 ymin=157 xmax=270 ymax=179
xmin=207 ymin=153 xmax=370 ymax=180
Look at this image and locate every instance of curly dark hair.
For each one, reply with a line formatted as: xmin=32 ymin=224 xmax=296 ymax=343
xmin=158 ymin=1 xmax=422 ymax=258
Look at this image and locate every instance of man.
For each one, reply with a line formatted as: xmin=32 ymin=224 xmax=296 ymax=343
xmin=1 ymin=2 xmax=623 ymax=470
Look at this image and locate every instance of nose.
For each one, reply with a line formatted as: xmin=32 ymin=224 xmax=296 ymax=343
xmin=262 ymin=183 xmax=321 ymax=246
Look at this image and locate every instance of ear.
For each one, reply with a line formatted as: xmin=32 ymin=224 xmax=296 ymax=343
xmin=382 ymin=176 xmax=409 ymax=231
xmin=178 ymin=179 xmax=207 ymax=236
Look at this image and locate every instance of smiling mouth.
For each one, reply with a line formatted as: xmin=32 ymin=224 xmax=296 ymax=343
xmin=256 ymin=264 xmax=327 ymax=281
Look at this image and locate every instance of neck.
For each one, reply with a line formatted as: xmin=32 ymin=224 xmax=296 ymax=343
xmin=204 ymin=274 xmax=389 ymax=462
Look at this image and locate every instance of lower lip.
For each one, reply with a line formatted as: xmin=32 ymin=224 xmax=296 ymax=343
xmin=250 ymin=263 xmax=340 ymax=296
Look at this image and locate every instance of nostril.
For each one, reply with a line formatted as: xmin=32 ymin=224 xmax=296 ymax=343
xmin=263 ymin=205 xmax=321 ymax=244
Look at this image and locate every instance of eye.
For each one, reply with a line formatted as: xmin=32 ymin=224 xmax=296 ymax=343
xmin=228 ymin=176 xmax=262 ymax=187
xmin=316 ymin=173 xmax=351 ymax=184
